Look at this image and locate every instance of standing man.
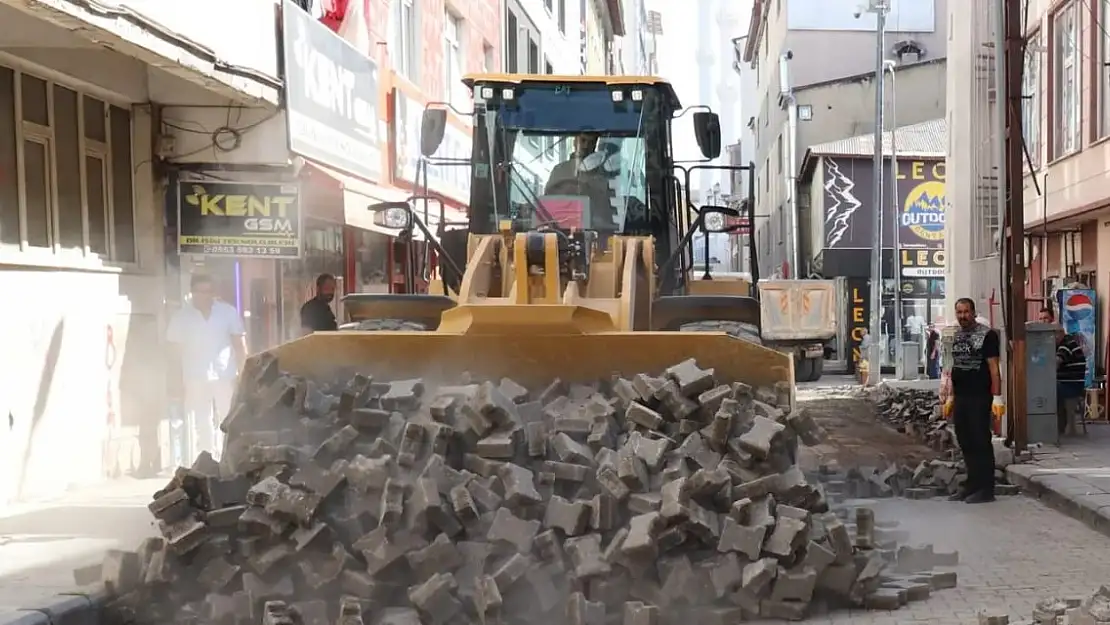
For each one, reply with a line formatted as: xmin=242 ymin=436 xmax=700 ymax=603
xmin=1055 ymin=322 xmax=1088 ymax=437
xmin=948 ymin=298 xmax=1001 ymax=504
xmin=300 ymin=273 xmax=338 ymax=333
xmin=167 ymin=273 xmax=247 ymax=460
xmin=925 ymin=323 xmax=941 ymax=380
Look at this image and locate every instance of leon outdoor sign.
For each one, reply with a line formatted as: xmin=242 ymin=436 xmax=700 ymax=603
xmin=177 ymin=181 xmax=302 ymax=258
xmin=896 ymin=160 xmax=945 ymax=249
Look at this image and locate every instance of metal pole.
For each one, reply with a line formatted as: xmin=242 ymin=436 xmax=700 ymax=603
xmin=889 ymin=64 xmax=902 ymax=378
xmin=867 ymin=0 xmax=887 ymax=385
xmin=1003 ymin=0 xmax=1029 ymax=451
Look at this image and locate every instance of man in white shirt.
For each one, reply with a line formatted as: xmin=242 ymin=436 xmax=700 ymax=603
xmin=167 ymin=273 xmax=247 ymax=460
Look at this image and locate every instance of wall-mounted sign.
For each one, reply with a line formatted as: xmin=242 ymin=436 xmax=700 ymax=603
xmin=847 ymin=277 xmax=870 ymax=367
xmin=177 ymin=181 xmax=302 ymax=258
xmin=282 ymin=0 xmax=382 ymax=181
xmin=900 ymin=248 xmax=945 ymax=278
xmin=897 ymin=160 xmax=945 ymax=249
xmin=393 ymin=90 xmax=471 ymax=204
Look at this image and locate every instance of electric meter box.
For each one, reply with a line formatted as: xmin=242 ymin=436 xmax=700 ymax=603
xmin=1025 ymin=322 xmax=1058 ymax=444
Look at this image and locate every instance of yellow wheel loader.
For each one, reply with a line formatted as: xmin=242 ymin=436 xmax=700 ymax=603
xmin=265 ymin=74 xmax=794 ymax=404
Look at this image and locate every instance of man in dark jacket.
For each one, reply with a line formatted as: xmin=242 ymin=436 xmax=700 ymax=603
xmin=300 ymin=273 xmax=338 ymax=334
xmin=1056 ymin=325 xmax=1087 ymax=436
xmin=949 ymin=298 xmax=1001 ymax=504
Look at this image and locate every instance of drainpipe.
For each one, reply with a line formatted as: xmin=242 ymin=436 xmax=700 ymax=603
xmin=780 ymin=51 xmax=800 ymax=277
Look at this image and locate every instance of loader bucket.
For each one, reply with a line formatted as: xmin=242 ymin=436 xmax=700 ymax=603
xmin=253 ymin=327 xmax=795 ymax=407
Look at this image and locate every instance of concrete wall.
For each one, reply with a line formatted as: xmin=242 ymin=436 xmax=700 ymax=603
xmin=795 ymin=59 xmax=946 ymax=155
xmin=0 ymin=0 xmax=283 ymax=504
xmin=743 ymin=0 xmax=947 ymax=279
xmin=0 ymin=59 xmax=166 ymax=505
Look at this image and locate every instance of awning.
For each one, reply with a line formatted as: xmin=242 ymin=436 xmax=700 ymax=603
xmin=308 ymin=163 xmax=468 ymax=239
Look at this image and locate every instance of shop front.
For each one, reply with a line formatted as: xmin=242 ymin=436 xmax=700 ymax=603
xmin=174 ymin=175 xmax=305 ymax=353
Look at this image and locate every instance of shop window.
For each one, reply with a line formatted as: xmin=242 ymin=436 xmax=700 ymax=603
xmin=0 ymin=67 xmax=19 ymax=246
xmin=22 ymin=137 xmax=50 ymax=248
xmin=280 ymin=223 xmax=345 ymax=340
xmin=355 ymin=230 xmax=390 ymax=293
xmin=0 ymin=64 xmax=135 ymax=263
xmin=54 ymin=85 xmax=82 ymax=251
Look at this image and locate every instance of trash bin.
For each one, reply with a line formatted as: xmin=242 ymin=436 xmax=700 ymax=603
xmin=900 ymin=341 xmax=920 ymax=381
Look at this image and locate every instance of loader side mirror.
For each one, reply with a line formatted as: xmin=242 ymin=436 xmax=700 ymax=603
xmin=370 ymin=202 xmax=413 ymax=229
xmin=420 ymin=108 xmax=448 ymax=157
xmin=693 ymin=112 xmax=722 ymax=159
xmin=699 ymin=205 xmax=739 ymax=233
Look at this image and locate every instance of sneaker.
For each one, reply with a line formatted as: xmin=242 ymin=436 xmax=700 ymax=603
xmin=948 ymin=490 xmax=972 ymax=502
xmin=965 ymin=491 xmax=996 ymax=504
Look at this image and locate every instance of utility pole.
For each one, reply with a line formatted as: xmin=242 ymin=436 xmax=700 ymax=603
xmin=866 ymin=0 xmax=889 ymax=385
xmin=1003 ymin=0 xmax=1028 ymax=451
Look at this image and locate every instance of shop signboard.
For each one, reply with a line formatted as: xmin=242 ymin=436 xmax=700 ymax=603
xmin=846 ymin=277 xmax=871 ymax=368
xmin=896 ymin=159 xmax=946 ymax=250
xmin=282 ymin=0 xmax=382 ymax=181
xmin=1056 ymin=288 xmax=1098 ymax=389
xmin=900 ymin=248 xmax=945 ymax=277
xmin=393 ymin=89 xmax=472 ymax=205
xmin=177 ymin=181 xmax=302 ymax=258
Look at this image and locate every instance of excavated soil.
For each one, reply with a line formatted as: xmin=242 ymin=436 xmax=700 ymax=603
xmin=795 ymin=386 xmax=938 ymax=470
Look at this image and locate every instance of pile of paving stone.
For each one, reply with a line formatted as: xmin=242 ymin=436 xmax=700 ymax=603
xmin=978 ymin=587 xmax=1110 ymax=624
xmin=812 ymin=460 xmax=1018 ymax=501
xmin=871 ymin=388 xmax=953 ymax=452
xmin=80 ymin=353 xmax=964 ymax=624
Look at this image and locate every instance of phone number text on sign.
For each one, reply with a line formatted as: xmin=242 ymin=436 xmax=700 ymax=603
xmin=179 ymin=236 xmax=300 ymax=258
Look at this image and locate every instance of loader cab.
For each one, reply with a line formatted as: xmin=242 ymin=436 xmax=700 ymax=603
xmin=417 ymin=74 xmax=723 ymax=292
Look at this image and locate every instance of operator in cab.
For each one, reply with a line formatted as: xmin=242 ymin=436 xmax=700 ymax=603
xmin=544 ymin=133 xmax=603 ymax=194
xmin=542 ymin=132 xmax=616 ymax=232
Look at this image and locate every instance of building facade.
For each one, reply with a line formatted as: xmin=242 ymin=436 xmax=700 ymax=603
xmin=797 ymin=120 xmax=946 ymax=371
xmin=0 ymin=0 xmax=281 ymax=504
xmin=948 ymin=0 xmax=1110 ymax=370
xmin=741 ymin=0 xmax=947 ymax=278
xmin=505 ymin=0 xmax=581 ymax=75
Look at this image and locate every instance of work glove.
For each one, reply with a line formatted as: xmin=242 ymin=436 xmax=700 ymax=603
xmin=991 ymin=396 xmax=1006 ymax=419
xmin=943 ymin=398 xmax=953 ymax=420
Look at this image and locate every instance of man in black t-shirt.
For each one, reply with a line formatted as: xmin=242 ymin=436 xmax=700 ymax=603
xmin=300 ymin=273 xmax=338 ymax=334
xmin=948 ymin=297 xmax=1001 ymax=504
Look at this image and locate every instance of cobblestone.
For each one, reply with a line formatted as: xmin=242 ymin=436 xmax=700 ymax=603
xmin=795 ymin=496 xmax=1110 ymax=625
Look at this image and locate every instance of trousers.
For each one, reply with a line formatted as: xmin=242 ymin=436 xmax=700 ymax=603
xmin=953 ymin=394 xmax=995 ymax=495
xmin=184 ymin=378 xmax=234 ymax=461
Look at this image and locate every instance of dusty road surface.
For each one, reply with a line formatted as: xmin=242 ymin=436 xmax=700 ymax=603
xmin=796 ymin=377 xmax=938 ymax=470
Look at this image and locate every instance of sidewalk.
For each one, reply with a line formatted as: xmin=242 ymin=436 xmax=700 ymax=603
xmin=0 ymin=477 xmax=161 ymax=621
xmin=1005 ymin=422 xmax=1110 ymax=536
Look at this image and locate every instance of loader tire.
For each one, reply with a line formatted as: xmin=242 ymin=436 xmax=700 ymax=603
xmin=678 ymin=320 xmax=762 ymax=345
xmin=346 ymin=318 xmax=429 ymax=332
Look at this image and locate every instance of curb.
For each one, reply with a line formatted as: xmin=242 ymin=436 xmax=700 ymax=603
xmin=0 ymin=589 xmax=106 ymax=625
xmin=1006 ymin=464 xmax=1110 ymax=538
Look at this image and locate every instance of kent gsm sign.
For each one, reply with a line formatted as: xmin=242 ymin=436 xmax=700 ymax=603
xmin=177 ymin=181 xmax=302 ymax=258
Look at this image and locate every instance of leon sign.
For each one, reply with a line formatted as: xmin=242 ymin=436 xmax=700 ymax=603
xmin=900 ymin=248 xmax=945 ymax=278
xmin=896 ymin=160 xmax=945 ymax=249
xmin=177 ymin=181 xmax=302 ymax=258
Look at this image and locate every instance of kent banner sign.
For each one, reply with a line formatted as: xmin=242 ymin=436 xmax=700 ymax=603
xmin=177 ymin=181 xmax=302 ymax=258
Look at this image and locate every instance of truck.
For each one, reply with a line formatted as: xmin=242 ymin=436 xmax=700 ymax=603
xmin=687 ymin=272 xmax=837 ymax=382
xmin=757 ymin=278 xmax=838 ymax=382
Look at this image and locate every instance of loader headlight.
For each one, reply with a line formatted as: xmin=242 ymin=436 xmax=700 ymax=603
xmin=373 ymin=206 xmax=412 ymax=229
xmin=703 ymin=211 xmax=726 ymax=233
